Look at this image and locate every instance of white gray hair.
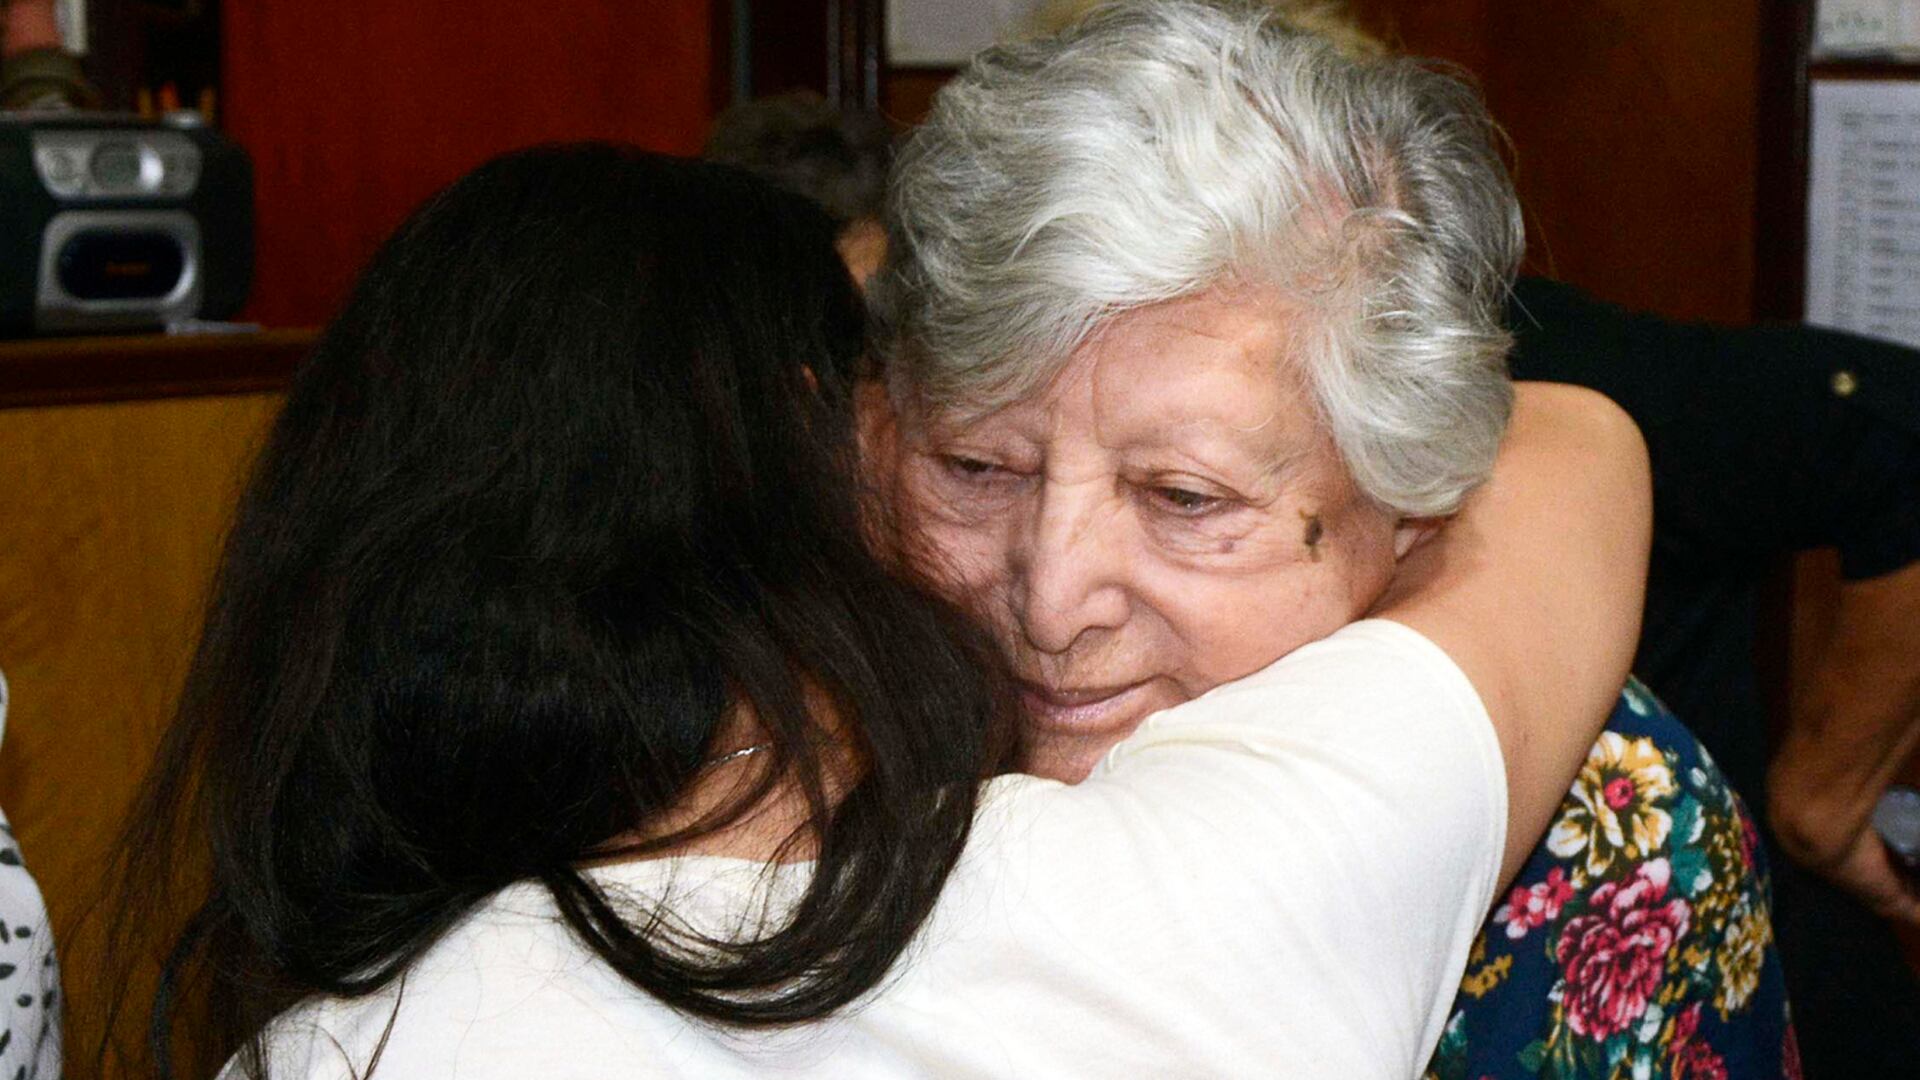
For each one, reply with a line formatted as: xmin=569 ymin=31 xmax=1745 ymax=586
xmin=869 ymin=0 xmax=1523 ymax=516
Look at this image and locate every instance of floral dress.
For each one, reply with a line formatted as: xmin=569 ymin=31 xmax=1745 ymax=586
xmin=1426 ymin=679 xmax=1799 ymax=1080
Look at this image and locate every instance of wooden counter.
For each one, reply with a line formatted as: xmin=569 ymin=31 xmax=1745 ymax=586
xmin=0 ymin=331 xmax=310 ymax=1074
xmin=0 ymin=329 xmax=313 ymax=410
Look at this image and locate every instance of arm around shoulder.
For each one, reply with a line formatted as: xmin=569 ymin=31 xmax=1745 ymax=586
xmin=1377 ymin=382 xmax=1652 ymax=882
xmin=958 ymin=384 xmax=1650 ymax=1071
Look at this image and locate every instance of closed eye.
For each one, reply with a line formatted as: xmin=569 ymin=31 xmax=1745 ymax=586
xmin=1150 ymin=486 xmax=1227 ymax=515
xmin=1144 ymin=488 xmax=1221 ymax=511
xmin=942 ymin=455 xmax=1003 ymax=478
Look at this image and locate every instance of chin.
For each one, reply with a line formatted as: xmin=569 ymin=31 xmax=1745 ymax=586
xmin=1021 ymin=729 xmax=1131 ymax=784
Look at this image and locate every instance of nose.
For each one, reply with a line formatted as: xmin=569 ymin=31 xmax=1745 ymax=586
xmin=1010 ymin=478 xmax=1131 ymax=655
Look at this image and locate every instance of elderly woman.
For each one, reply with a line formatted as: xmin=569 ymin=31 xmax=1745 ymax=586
xmin=865 ymin=3 xmax=1794 ymax=1077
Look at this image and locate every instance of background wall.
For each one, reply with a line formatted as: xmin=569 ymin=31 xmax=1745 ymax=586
xmin=220 ymin=1 xmax=1786 ymax=331
xmin=1353 ymin=1 xmax=1769 ymax=325
xmin=883 ymin=0 xmax=1777 ymax=325
xmin=223 ymin=0 xmax=718 ymax=329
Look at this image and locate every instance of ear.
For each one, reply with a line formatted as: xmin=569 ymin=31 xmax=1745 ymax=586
xmin=836 ymin=218 xmax=888 ymax=289
xmin=1393 ymin=516 xmax=1444 ymax=560
xmin=801 ymin=365 xmax=820 ymax=394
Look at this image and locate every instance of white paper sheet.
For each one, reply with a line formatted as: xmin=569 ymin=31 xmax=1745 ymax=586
xmin=56 ymin=0 xmax=86 ymax=56
xmin=1816 ymin=0 xmax=1920 ymax=59
xmin=886 ymin=0 xmax=1049 ymax=66
xmin=1806 ymin=81 xmax=1920 ymax=348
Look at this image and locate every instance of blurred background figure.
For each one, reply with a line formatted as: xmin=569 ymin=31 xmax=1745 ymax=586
xmin=0 ymin=0 xmax=98 ymax=109
xmin=705 ymin=90 xmax=893 ymax=284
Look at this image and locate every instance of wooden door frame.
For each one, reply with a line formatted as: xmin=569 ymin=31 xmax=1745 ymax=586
xmin=712 ymin=0 xmax=882 ymax=111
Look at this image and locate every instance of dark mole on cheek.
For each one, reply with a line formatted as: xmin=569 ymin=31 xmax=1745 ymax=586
xmin=1300 ymin=511 xmax=1324 ymax=562
xmin=1217 ymin=538 xmax=1236 ymax=555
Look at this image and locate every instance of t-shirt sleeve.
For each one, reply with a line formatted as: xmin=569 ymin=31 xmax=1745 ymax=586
xmin=956 ymin=619 xmax=1506 ymax=1078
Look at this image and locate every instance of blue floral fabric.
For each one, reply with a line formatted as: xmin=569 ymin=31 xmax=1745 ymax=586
xmin=1425 ymin=679 xmax=1799 ymax=1080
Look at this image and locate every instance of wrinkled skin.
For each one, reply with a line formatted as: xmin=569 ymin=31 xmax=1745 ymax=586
xmin=873 ymin=286 xmax=1430 ymax=780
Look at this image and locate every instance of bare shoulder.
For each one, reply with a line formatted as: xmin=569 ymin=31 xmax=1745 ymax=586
xmin=1509 ymin=381 xmax=1647 ymax=468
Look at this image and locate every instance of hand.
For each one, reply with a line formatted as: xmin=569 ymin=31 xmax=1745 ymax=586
xmin=1818 ymin=813 xmax=1920 ymax=927
xmin=1770 ymin=783 xmax=1920 ymax=929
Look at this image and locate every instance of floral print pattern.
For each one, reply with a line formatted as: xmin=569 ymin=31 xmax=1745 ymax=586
xmin=1547 ymin=731 xmax=1676 ymax=879
xmin=1554 ymin=858 xmax=1691 ymax=1042
xmin=1425 ymin=679 xmax=1794 ymax=1080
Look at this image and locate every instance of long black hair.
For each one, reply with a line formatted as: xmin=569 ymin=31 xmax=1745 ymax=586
xmin=98 ymin=144 xmax=1018 ymax=1077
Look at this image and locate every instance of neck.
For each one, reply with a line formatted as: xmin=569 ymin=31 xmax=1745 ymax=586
xmin=592 ymin=702 xmax=857 ymax=866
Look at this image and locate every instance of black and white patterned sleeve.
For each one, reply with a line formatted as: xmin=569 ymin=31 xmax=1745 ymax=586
xmin=0 ymin=673 xmax=60 ymax=1080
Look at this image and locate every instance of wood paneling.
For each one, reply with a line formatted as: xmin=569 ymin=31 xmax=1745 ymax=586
xmin=880 ymin=68 xmax=949 ymax=127
xmin=1361 ymin=0 xmax=1494 ymax=74
xmin=0 ymin=390 xmax=281 ymax=1076
xmin=221 ymin=1 xmax=716 ymax=328
xmin=1358 ymin=0 xmax=1766 ymax=324
xmin=0 ymin=331 xmax=311 ymax=409
xmin=741 ymin=1 xmax=831 ymax=100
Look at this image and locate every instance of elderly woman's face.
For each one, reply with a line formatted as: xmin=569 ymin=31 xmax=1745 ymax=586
xmin=886 ymin=287 xmax=1412 ymax=781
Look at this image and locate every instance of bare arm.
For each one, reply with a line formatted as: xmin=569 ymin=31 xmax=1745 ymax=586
xmin=1769 ymin=560 xmax=1920 ymax=926
xmin=1377 ymin=382 xmax=1651 ymax=882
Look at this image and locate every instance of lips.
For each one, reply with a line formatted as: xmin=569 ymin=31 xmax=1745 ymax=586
xmin=1017 ymin=679 xmax=1152 ymax=734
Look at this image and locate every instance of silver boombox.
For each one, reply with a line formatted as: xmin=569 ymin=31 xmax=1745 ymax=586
xmin=0 ymin=112 xmax=252 ymax=335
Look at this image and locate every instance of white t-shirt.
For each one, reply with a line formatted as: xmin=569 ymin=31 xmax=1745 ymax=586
xmin=243 ymin=619 xmax=1506 ymax=1079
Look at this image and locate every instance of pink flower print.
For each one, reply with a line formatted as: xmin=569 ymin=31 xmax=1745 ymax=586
xmin=1671 ymin=1001 xmax=1704 ymax=1044
xmin=1494 ymin=867 xmax=1576 ymax=939
xmin=1553 ymin=858 xmax=1692 ymax=1041
xmin=1668 ymin=1003 xmax=1727 ymax=1080
xmin=1603 ymin=776 xmax=1636 ymax=810
xmin=1739 ymin=813 xmax=1759 ymax=871
xmin=1673 ymin=1040 xmax=1729 ymax=1080
xmin=1782 ymin=1022 xmax=1804 ymax=1080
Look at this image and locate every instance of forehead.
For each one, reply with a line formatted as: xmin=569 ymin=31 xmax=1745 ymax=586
xmin=1086 ymin=290 xmax=1304 ymax=428
xmin=938 ymin=287 xmax=1323 ymax=460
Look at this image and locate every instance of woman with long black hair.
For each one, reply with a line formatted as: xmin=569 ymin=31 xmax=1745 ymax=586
xmin=103 ymin=144 xmax=1649 ymax=1078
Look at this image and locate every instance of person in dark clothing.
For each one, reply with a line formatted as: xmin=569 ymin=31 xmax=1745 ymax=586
xmin=1508 ymin=276 xmax=1920 ymax=1078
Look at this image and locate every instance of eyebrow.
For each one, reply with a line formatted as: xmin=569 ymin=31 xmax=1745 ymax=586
xmin=1122 ymin=423 xmax=1313 ymax=490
